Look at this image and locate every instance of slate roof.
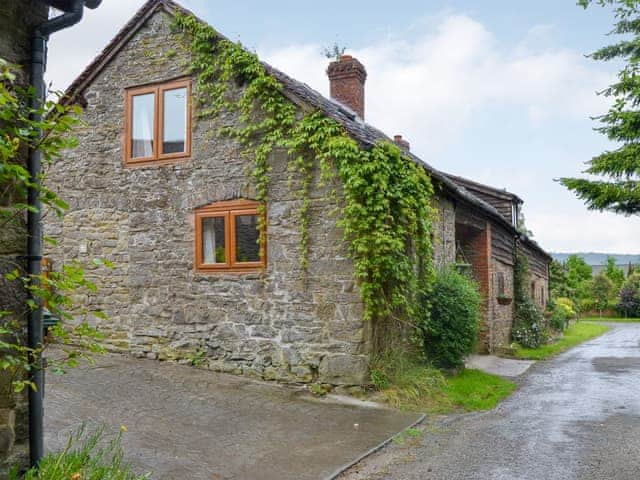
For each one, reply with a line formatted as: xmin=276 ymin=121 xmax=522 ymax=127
xmin=61 ymin=0 xmax=551 ymax=262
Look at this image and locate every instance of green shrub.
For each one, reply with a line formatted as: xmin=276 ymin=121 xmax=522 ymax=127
xmin=549 ymin=297 xmax=576 ymax=331
xmin=556 ymin=297 xmax=576 ymax=317
xmin=419 ymin=269 xmax=481 ymax=368
xmin=513 ymin=297 xmax=547 ymax=348
xmin=616 ymin=273 xmax=640 ymax=317
xmin=12 ymin=426 xmax=149 ymax=480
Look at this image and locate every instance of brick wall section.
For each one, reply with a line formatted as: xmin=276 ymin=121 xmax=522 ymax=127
xmin=326 ymin=55 xmax=367 ymax=119
xmin=44 ymin=11 xmax=371 ymax=386
xmin=457 ymin=219 xmax=493 ymax=352
xmin=469 ymin=223 xmax=492 ymax=351
xmin=0 ymin=1 xmax=49 ymax=475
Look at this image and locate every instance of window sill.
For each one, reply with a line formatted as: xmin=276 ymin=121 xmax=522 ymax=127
xmin=124 ymin=154 xmax=191 ymax=168
xmin=194 ymin=267 xmax=265 ymax=277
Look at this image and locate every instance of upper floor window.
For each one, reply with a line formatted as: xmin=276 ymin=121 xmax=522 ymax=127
xmin=195 ymin=199 xmax=266 ymax=273
xmin=125 ymin=78 xmax=191 ymax=165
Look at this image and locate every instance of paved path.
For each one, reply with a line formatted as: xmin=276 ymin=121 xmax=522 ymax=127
xmin=465 ymin=354 xmax=535 ymax=377
xmin=43 ymin=352 xmax=420 ymax=480
xmin=344 ymin=323 xmax=640 ymax=480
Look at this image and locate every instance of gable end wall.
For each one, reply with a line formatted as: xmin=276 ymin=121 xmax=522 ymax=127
xmin=44 ymin=11 xmax=370 ymax=386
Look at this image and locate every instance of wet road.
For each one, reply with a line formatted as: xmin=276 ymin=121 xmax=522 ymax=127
xmin=346 ymin=323 xmax=640 ymax=480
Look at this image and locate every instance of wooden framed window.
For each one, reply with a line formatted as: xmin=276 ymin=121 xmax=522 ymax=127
xmin=124 ymin=78 xmax=191 ymax=165
xmin=195 ymin=199 xmax=266 ymax=273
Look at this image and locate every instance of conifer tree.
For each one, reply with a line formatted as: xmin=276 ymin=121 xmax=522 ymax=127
xmin=561 ymin=0 xmax=640 ymax=214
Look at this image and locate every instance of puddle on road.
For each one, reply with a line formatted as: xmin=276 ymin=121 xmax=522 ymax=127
xmin=592 ymin=357 xmax=640 ymax=374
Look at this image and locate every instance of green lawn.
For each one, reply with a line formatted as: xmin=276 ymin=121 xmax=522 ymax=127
xmin=581 ymin=316 xmax=640 ymax=323
xmin=441 ymin=369 xmax=517 ymax=412
xmin=513 ymin=322 xmax=610 ymax=360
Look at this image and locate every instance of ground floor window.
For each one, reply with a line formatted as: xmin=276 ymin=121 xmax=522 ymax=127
xmin=195 ymin=199 xmax=265 ymax=273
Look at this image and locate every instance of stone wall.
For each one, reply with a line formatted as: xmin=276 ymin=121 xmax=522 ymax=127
xmin=432 ymin=197 xmax=456 ymax=269
xmin=0 ymin=0 xmax=49 ymax=475
xmin=519 ymin=242 xmax=550 ymax=310
xmin=489 ymin=258 xmax=515 ymax=349
xmin=44 ymin=10 xmax=370 ymax=386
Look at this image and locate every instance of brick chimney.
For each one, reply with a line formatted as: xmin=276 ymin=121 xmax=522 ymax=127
xmin=393 ymin=135 xmax=410 ymax=153
xmin=327 ymin=54 xmax=367 ymax=119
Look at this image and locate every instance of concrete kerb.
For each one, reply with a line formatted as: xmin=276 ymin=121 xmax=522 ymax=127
xmin=325 ymin=413 xmax=427 ymax=480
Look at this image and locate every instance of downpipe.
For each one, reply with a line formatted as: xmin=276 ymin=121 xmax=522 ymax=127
xmin=28 ymin=0 xmax=101 ymax=467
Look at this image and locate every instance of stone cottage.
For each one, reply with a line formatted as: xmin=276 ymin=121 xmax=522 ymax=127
xmin=44 ymin=0 xmax=551 ymax=386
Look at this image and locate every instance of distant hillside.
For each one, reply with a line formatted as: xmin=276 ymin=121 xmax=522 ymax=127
xmin=551 ymin=252 xmax=640 ymax=267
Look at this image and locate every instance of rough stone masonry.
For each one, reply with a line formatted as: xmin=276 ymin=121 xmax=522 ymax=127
xmin=45 ymin=10 xmax=372 ymax=386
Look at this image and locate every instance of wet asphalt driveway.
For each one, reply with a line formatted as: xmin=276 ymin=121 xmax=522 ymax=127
xmin=343 ymin=322 xmax=640 ymax=480
xmin=43 ymin=352 xmax=420 ymax=480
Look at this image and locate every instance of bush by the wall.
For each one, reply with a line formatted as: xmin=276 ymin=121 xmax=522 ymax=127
xmin=549 ymin=297 xmax=576 ymax=332
xmin=419 ymin=269 xmax=481 ymax=368
xmin=513 ymin=297 xmax=547 ymax=348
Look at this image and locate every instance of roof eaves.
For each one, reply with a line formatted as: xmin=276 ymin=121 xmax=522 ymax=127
xmin=446 ymin=173 xmax=524 ymax=204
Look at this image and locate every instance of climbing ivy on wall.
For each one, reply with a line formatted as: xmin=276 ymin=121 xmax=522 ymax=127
xmin=172 ymin=13 xmax=437 ymax=340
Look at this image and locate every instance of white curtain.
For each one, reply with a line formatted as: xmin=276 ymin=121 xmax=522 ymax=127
xmin=140 ymin=106 xmax=153 ymax=157
xmin=203 ymin=220 xmax=216 ymax=263
xmin=132 ymin=94 xmax=154 ymax=158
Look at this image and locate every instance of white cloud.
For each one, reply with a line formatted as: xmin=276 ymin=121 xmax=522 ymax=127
xmin=262 ymin=14 xmax=612 ymax=158
xmin=531 ymin=209 xmax=640 ymax=253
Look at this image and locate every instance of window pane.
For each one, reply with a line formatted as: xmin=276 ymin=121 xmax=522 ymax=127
xmin=235 ymin=214 xmax=260 ymax=263
xmin=202 ymin=217 xmax=226 ymax=264
xmin=163 ymin=87 xmax=187 ymax=154
xmin=131 ymin=93 xmax=155 ymax=158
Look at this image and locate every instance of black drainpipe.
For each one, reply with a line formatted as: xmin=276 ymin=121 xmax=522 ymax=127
xmin=28 ymin=0 xmax=101 ymax=467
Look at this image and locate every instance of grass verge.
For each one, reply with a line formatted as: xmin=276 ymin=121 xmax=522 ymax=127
xmin=513 ymin=321 xmax=610 ymax=360
xmin=441 ymin=369 xmax=517 ymax=412
xmin=581 ymin=316 xmax=640 ymax=323
xmin=370 ymin=352 xmax=516 ymax=413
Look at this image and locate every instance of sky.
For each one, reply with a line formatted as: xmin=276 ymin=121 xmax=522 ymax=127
xmin=46 ymin=0 xmax=639 ymax=254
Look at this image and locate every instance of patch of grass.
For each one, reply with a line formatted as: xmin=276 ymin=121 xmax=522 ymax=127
xmin=581 ymin=316 xmax=640 ymax=323
xmin=370 ymin=350 xmax=516 ymax=413
xmin=513 ymin=322 xmax=610 ymax=360
xmin=392 ymin=427 xmax=423 ymax=445
xmin=441 ymin=369 xmax=517 ymax=412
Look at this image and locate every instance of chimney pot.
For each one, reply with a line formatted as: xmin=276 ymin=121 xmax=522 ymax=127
xmin=327 ymin=55 xmax=367 ymax=119
xmin=393 ymin=134 xmax=410 ymax=152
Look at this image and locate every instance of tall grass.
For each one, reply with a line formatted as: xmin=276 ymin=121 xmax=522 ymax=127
xmin=370 ymin=349 xmax=516 ymax=413
xmin=11 ymin=426 xmax=149 ymax=480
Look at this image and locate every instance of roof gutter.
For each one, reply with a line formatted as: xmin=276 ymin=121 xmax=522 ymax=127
xmin=28 ymin=0 xmax=101 ymax=468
